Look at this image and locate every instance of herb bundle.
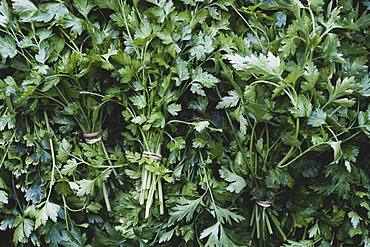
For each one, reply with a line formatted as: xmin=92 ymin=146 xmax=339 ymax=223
xmin=0 ymin=0 xmax=369 ymax=246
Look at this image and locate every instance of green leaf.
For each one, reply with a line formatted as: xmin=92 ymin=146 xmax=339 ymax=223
xmin=168 ymin=103 xmax=182 ymax=116
xmin=41 ymin=77 xmax=60 ymax=92
xmin=0 ymin=113 xmax=16 ymax=131
xmin=194 ymin=121 xmax=209 ymax=132
xmin=219 ymin=168 xmax=246 ymax=193
xmin=34 ymin=2 xmax=69 ymax=22
xmin=35 ymin=46 xmax=48 ymax=64
xmin=60 ymin=229 xmax=88 ymax=247
xmin=159 ymin=228 xmax=175 ymax=243
xmin=283 ymin=240 xmax=315 ymax=247
xmin=11 ymin=0 xmax=37 ymax=21
xmin=61 ymin=159 xmax=78 ymax=176
xmin=348 ymin=211 xmax=362 ymax=229
xmin=171 ymin=197 xmax=203 ymax=222
xmin=216 ymin=90 xmax=240 ymax=109
xmin=74 ymin=0 xmax=95 ymax=18
xmin=307 ymin=108 xmax=326 ymax=127
xmin=0 ymin=0 xmax=10 ymax=27
xmin=289 ymin=94 xmax=312 ymax=118
xmin=329 ymin=141 xmax=342 ymax=164
xmin=77 ymin=179 xmax=95 ymax=197
xmin=130 ymin=95 xmax=147 ymax=109
xmin=213 ymin=205 xmax=245 ymax=224
xmin=0 ymin=190 xmax=8 ymax=204
xmin=301 ymin=62 xmax=319 ymax=92
xmin=58 ymin=15 xmax=83 ymax=36
xmin=359 ymin=75 xmax=370 ymax=97
xmin=275 ymin=11 xmax=287 ymax=27
xmin=64 ymin=181 xmax=77 ymax=192
xmin=131 ymin=115 xmax=146 ymax=125
xmin=86 ymin=202 xmax=102 ymax=213
xmin=192 ymin=67 xmax=220 ymax=88
xmin=308 ymin=222 xmax=320 ymax=238
xmin=149 ymin=0 xmax=174 ymax=23
xmin=0 ymin=35 xmax=17 ymax=60
xmin=118 ymin=66 xmax=134 ymax=83
xmin=328 ymin=77 xmax=355 ymax=105
xmin=200 ymin=222 xmax=220 ymax=240
xmin=227 ymin=52 xmax=283 ymax=78
xmin=190 ymin=82 xmax=205 ymax=96
xmin=57 ymin=138 xmax=72 ymax=163
xmin=174 ymin=58 xmax=189 ymax=84
xmin=189 ymin=31 xmax=214 ymax=61
xmin=25 ymin=183 xmax=44 ymax=204
xmin=281 ymin=132 xmax=301 ymax=147
xmin=349 ymin=226 xmax=362 ymax=238
xmin=35 ymin=202 xmax=61 ymax=228
xmin=134 ymin=17 xmax=153 ymax=45
xmin=13 ymin=218 xmax=34 ymax=244
xmin=167 ymin=137 xmax=186 ymax=152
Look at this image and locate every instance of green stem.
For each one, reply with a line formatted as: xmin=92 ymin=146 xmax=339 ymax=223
xmin=256 ymin=205 xmax=260 ymax=239
xmin=146 ymin=172 xmax=152 ymax=190
xmin=62 ymin=195 xmax=69 ymax=231
xmin=145 ymin=174 xmax=157 ymax=219
xmin=230 ymin=4 xmax=263 ymax=49
xmin=250 ymin=123 xmax=256 ymax=176
xmin=279 ymin=129 xmax=362 ymax=169
xmin=44 ymin=111 xmax=56 ymax=202
xmin=268 ymin=211 xmax=287 ymax=241
xmin=215 ymin=88 xmax=248 ymax=163
xmin=0 ymin=131 xmax=15 ymax=168
xmin=249 ymin=80 xmax=297 ymax=108
xmin=262 ymin=208 xmax=266 ymax=239
xmin=102 ymin=182 xmax=111 ymax=212
xmin=265 ymin=212 xmax=273 ymax=235
xmin=158 ymin=179 xmax=164 ymax=215
xmin=101 ymin=141 xmax=123 ymax=185
xmin=278 ymin=142 xmax=326 ymax=168
xmin=121 ymin=1 xmax=140 ymax=57
xmin=276 ymin=118 xmax=300 ymax=167
xmin=140 ymin=167 xmax=147 ymax=205
xmin=166 ymin=119 xmax=221 ymax=132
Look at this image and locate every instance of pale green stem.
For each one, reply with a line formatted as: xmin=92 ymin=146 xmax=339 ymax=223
xmin=102 ymin=183 xmax=111 ymax=212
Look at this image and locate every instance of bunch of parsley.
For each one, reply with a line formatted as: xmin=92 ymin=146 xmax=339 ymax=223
xmin=0 ymin=0 xmax=369 ymax=246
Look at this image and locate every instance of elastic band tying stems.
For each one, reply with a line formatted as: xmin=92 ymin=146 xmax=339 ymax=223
xmin=256 ymin=200 xmax=272 ymax=208
xmin=83 ymin=131 xmax=101 ymax=144
xmin=142 ymin=151 xmax=162 ymax=161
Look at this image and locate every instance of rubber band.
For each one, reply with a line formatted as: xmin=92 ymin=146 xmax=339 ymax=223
xmin=142 ymin=151 xmax=162 ymax=161
xmin=83 ymin=131 xmax=101 ymax=144
xmin=256 ymin=200 xmax=272 ymax=208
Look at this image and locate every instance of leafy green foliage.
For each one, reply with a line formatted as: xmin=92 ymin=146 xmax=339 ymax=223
xmin=0 ymin=0 xmax=369 ymax=246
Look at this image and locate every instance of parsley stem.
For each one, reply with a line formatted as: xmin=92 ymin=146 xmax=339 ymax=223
xmin=307 ymin=6 xmax=316 ymax=34
xmin=199 ymin=152 xmax=216 ymax=207
xmin=120 ymin=1 xmax=140 ymax=57
xmin=44 ymin=111 xmax=56 ymax=203
xmin=101 ymin=141 xmax=123 ymax=185
xmin=250 ymin=123 xmax=256 ymax=176
xmin=140 ymin=167 xmax=148 ymax=205
xmin=0 ymin=131 xmax=15 ymax=169
xmin=158 ymin=179 xmax=164 ymax=215
xmin=267 ymin=210 xmax=287 ymax=241
xmin=279 ymin=129 xmax=362 ymax=169
xmin=278 ymin=142 xmax=326 ymax=168
xmin=250 ymin=80 xmax=297 ymax=108
xmin=230 ymin=4 xmax=263 ymax=49
xmin=102 ymin=182 xmax=111 ymax=212
xmin=145 ymin=174 xmax=157 ymax=218
xmin=276 ymin=118 xmax=300 ymax=167
xmin=62 ymin=195 xmax=69 ymax=231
